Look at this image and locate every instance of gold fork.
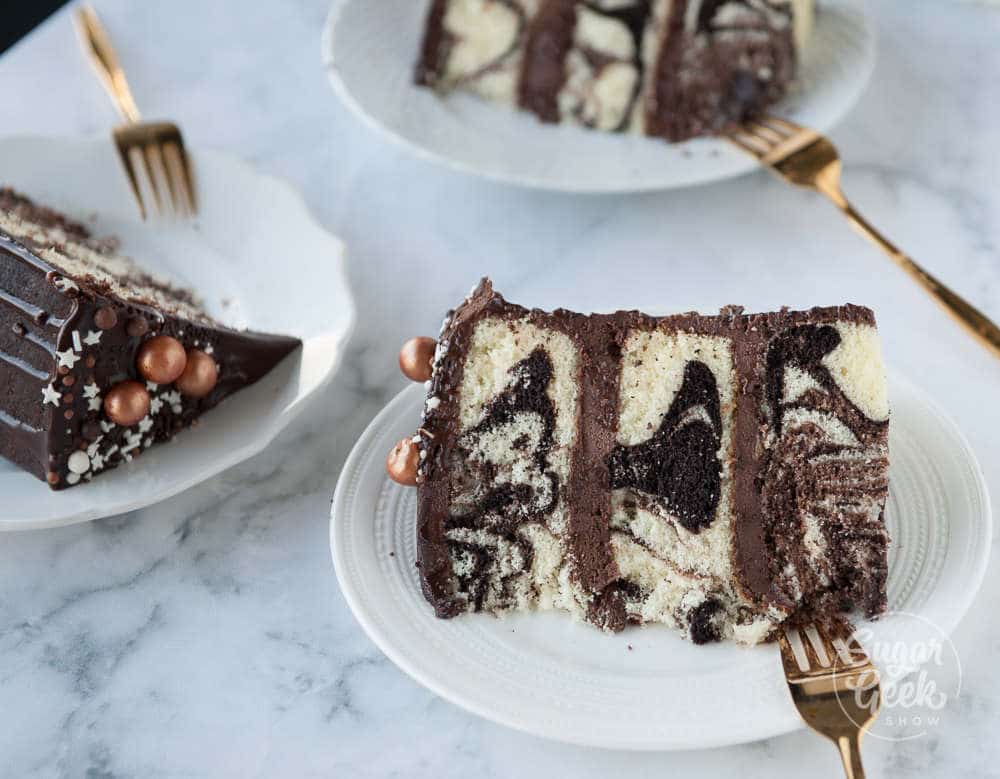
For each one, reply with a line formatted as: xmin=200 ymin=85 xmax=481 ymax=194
xmin=729 ymin=116 xmax=1000 ymax=360
xmin=74 ymin=5 xmax=196 ymax=219
xmin=778 ymin=624 xmax=881 ymax=779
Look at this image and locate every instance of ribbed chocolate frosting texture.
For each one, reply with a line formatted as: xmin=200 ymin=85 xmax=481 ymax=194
xmin=0 ymin=235 xmax=73 ymax=479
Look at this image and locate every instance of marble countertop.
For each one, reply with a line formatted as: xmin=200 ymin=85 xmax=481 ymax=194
xmin=2 ymin=1 xmax=999 ymax=776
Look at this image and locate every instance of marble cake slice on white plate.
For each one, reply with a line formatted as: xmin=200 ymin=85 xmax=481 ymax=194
xmin=0 ymin=189 xmax=300 ymax=490
xmin=415 ymin=0 xmax=815 ymax=142
xmin=392 ymin=280 xmax=890 ymax=644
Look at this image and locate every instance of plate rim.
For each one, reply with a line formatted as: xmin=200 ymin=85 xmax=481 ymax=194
xmin=0 ymin=133 xmax=357 ymax=531
xmin=330 ymin=368 xmax=992 ymax=750
xmin=320 ymin=0 xmax=877 ymax=194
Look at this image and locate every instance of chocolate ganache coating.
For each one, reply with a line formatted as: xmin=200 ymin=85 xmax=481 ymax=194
xmin=0 ymin=190 xmax=301 ymax=489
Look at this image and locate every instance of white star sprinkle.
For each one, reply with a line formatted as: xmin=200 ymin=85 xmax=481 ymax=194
xmin=100 ymin=420 xmax=116 ymax=434
xmin=90 ymin=453 xmax=105 ymax=471
xmin=86 ymin=436 xmax=104 ymax=457
xmin=88 ymin=397 xmax=102 ymax=412
xmin=138 ymin=417 xmax=153 ymax=434
xmin=41 ymin=383 xmax=61 ymax=406
xmin=55 ymin=349 xmax=80 ymax=369
xmin=83 ymin=330 xmax=102 ymax=346
xmin=164 ymin=390 xmax=182 ymax=406
xmin=149 ymin=397 xmax=163 ymax=415
xmin=146 ymin=381 xmax=159 ymax=392
xmin=82 ymin=383 xmax=100 ymax=399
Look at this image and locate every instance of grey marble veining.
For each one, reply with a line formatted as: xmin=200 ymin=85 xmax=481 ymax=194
xmin=1 ymin=1 xmax=999 ymax=777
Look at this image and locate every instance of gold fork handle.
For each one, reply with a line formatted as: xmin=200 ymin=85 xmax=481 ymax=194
xmin=826 ymin=190 xmax=1000 ymax=360
xmin=836 ymin=735 xmax=866 ymax=779
xmin=74 ymin=5 xmax=141 ymax=123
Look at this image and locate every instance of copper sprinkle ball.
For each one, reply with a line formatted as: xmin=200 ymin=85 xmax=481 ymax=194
xmin=398 ymin=337 xmax=436 ymax=382
xmin=175 ymin=350 xmax=218 ymax=398
xmin=137 ymin=335 xmax=187 ymax=384
xmin=386 ymin=437 xmax=420 ymax=486
xmin=94 ymin=306 xmax=118 ymax=330
xmin=104 ymin=381 xmax=151 ymax=427
xmin=126 ymin=317 xmax=150 ymax=338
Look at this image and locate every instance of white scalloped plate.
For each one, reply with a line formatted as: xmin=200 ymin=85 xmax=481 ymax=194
xmin=0 ymin=135 xmax=354 ymax=530
xmin=322 ymin=0 xmax=875 ymax=192
xmin=331 ymin=372 xmax=991 ymax=750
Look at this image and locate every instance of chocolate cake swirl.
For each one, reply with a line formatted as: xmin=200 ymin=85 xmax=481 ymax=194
xmin=413 ymin=280 xmax=890 ymax=644
xmin=609 ymin=360 xmax=722 ymax=532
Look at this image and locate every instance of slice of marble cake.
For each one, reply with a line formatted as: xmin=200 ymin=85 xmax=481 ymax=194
xmin=415 ymin=0 xmax=810 ymax=142
xmin=392 ymin=280 xmax=889 ymax=644
xmin=0 ymin=189 xmax=300 ymax=490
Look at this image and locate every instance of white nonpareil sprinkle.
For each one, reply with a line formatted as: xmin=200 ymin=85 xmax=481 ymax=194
xmin=67 ymin=450 xmax=90 ymax=474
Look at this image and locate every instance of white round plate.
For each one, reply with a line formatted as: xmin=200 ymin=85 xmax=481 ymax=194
xmin=332 ymin=372 xmax=991 ymax=750
xmin=0 ymin=135 xmax=355 ymax=531
xmin=322 ymin=0 xmax=875 ymax=193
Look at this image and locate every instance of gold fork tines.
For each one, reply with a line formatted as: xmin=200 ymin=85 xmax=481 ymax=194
xmin=74 ymin=5 xmax=196 ymax=219
xmin=729 ymin=116 xmax=1000 ymax=361
xmin=778 ymin=624 xmax=881 ymax=779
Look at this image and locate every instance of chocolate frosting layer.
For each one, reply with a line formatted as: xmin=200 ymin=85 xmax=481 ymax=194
xmin=518 ymin=0 xmax=579 ymax=122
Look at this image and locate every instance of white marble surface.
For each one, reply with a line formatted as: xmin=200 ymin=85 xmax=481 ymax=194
xmin=1 ymin=1 xmax=998 ymax=776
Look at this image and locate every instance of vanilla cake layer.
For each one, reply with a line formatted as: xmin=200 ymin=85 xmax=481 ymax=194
xmin=415 ymin=280 xmax=889 ymax=644
xmin=417 ymin=0 xmax=809 ymax=142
